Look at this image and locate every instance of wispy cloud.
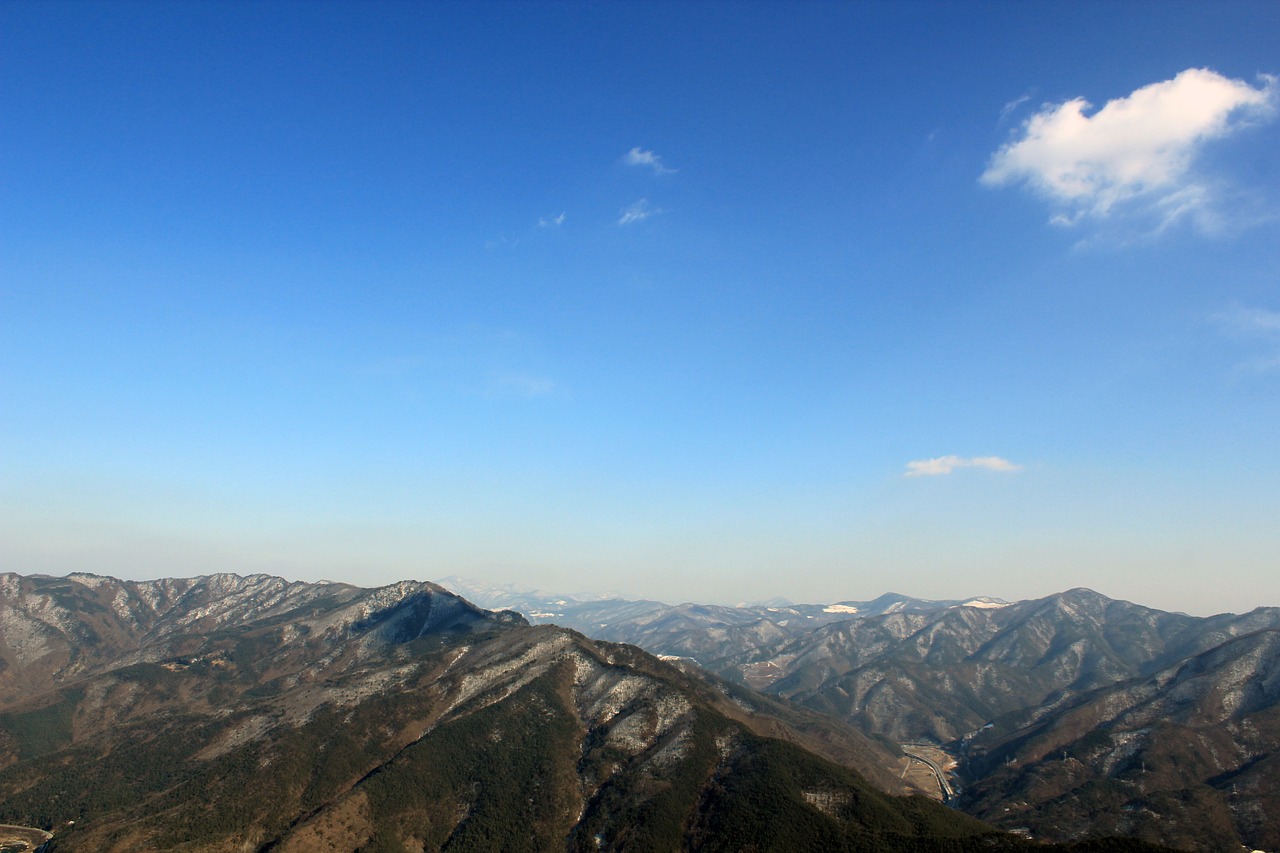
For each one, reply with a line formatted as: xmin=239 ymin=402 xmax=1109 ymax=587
xmin=624 ymin=147 xmax=676 ymax=175
xmin=1214 ymin=305 xmax=1280 ymax=374
xmin=1218 ymin=305 xmax=1280 ymax=334
xmin=617 ymin=198 xmax=660 ymax=226
xmin=904 ymin=456 xmax=1023 ymax=477
xmin=999 ymin=93 xmax=1031 ymax=123
xmin=490 ymin=372 xmax=558 ymax=399
xmin=982 ymin=68 xmax=1277 ymax=235
xmin=538 ymin=212 xmax=566 ymax=228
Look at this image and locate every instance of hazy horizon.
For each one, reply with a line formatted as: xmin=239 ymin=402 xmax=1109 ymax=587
xmin=3 ymin=1 xmax=1278 ymax=618
xmin=11 ymin=566 xmax=1261 ymax=621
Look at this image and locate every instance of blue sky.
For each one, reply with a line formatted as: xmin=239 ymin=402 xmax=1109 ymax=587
xmin=3 ymin=1 xmax=1279 ymax=614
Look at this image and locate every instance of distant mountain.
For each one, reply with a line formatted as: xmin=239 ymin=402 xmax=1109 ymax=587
xmin=435 ymin=575 xmax=626 ymax=616
xmin=0 ymin=571 xmax=1092 ymax=853
xmin=438 ymin=576 xmax=1002 ymax=666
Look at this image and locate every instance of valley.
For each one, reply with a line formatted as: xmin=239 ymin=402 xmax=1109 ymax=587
xmin=899 ymin=743 xmax=958 ymax=803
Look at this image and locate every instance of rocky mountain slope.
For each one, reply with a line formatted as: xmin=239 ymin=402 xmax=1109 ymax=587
xmin=0 ymin=571 xmax=1099 ymax=853
xmin=715 ymin=588 xmax=1280 ymax=851
xmin=0 ymin=572 xmax=515 ymax=699
xmin=958 ymin=626 xmax=1280 ymax=852
xmin=715 ymin=589 xmax=1280 ymax=742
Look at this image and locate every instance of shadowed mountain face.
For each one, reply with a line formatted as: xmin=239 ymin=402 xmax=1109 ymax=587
xmin=0 ymin=571 xmax=1113 ymax=853
xmin=957 ymin=627 xmax=1280 ymax=853
xmin=714 ymin=589 xmax=1280 ymax=741
xmin=593 ymin=587 xmax=1280 ymax=852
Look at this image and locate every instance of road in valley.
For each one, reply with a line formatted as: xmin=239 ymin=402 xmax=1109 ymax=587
xmin=901 ymin=745 xmax=956 ymax=802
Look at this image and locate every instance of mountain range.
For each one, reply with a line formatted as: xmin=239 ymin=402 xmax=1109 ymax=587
xmin=0 ymin=570 xmax=1153 ymax=853
xmin=443 ymin=578 xmax=1280 ymax=852
xmin=4 ymin=569 xmax=1271 ymax=851
xmin=438 ymin=576 xmax=1006 ymax=665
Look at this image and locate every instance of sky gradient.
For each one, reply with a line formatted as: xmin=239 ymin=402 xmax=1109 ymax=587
xmin=3 ymin=1 xmax=1279 ymax=615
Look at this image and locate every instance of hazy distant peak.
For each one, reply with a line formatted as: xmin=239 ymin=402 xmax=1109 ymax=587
xmin=824 ymin=604 xmax=861 ymax=614
xmin=736 ymin=595 xmax=795 ymax=607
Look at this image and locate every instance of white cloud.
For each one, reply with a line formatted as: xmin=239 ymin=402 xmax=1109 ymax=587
xmin=617 ymin=198 xmax=659 ymax=226
xmin=538 ymin=212 xmax=566 ymax=228
xmin=982 ymin=68 xmax=1277 ymax=233
xmin=624 ymin=147 xmax=675 ymax=175
xmin=904 ymin=456 xmax=1023 ymax=477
